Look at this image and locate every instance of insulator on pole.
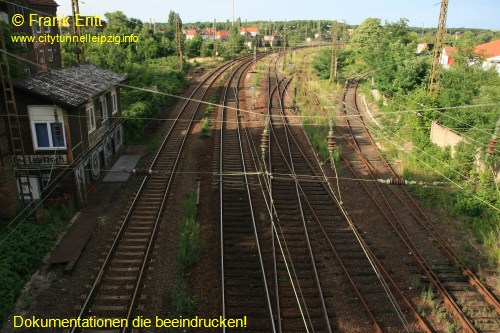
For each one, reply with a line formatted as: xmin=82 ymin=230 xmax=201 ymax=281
xmin=327 ymin=130 xmax=336 ymax=154
xmin=261 ymin=116 xmax=270 ymax=157
xmin=487 ymin=138 xmax=497 ymax=156
xmin=125 ymin=169 xmax=157 ymax=175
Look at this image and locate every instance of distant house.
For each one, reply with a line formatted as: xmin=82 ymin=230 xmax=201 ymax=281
xmin=416 ymin=43 xmax=434 ymax=54
xmin=439 ymin=46 xmax=457 ymax=69
xmin=184 ymin=29 xmax=198 ymax=40
xmin=474 ymin=39 xmax=500 ymax=75
xmin=4 ymin=64 xmax=127 ymax=209
xmin=439 ymin=39 xmax=500 ymax=74
xmin=216 ymin=30 xmax=230 ymax=41
xmin=240 ymin=27 xmax=259 ymax=37
xmin=264 ymin=31 xmax=280 ymax=47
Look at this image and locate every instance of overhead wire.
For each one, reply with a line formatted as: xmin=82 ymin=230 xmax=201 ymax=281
xmin=277 ymin=68 xmax=412 ymax=332
xmin=340 ymin=94 xmax=500 ymax=213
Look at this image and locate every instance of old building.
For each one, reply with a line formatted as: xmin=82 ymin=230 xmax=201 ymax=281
xmin=6 ymin=63 xmax=126 ymax=209
xmin=240 ymin=27 xmax=259 ymax=37
xmin=183 ymin=29 xmax=198 ymax=40
xmin=0 ymin=0 xmax=62 ymax=76
xmin=439 ymin=40 xmax=500 ymax=74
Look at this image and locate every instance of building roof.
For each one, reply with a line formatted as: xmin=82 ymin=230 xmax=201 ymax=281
xmin=474 ymin=39 xmax=500 ymax=59
xmin=241 ymin=27 xmax=259 ymax=33
xmin=184 ymin=29 xmax=197 ymax=36
xmin=27 ymin=0 xmax=58 ymax=6
xmin=13 ymin=63 xmax=126 ymax=109
xmin=443 ymin=46 xmax=457 ymax=55
xmin=216 ymin=30 xmax=230 ymax=37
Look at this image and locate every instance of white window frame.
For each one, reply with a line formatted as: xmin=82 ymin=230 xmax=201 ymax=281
xmin=47 ymin=46 xmax=53 ymax=62
xmin=111 ymin=89 xmax=118 ymax=114
xmin=28 ymin=106 xmax=67 ymax=151
xmin=39 ymin=48 xmax=45 ymax=64
xmin=45 ymin=25 xmax=50 ymax=33
xmin=101 ymin=95 xmax=108 ymax=122
xmin=86 ymin=102 xmax=96 ymax=133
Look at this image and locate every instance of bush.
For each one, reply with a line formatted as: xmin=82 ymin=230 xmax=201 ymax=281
xmin=199 ymin=117 xmax=212 ymax=138
xmin=0 ymin=205 xmax=74 ymax=326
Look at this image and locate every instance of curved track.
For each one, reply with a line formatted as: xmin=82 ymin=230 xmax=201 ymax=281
xmin=337 ymin=81 xmax=500 ymax=333
xmin=257 ymin=54 xmax=430 ymax=332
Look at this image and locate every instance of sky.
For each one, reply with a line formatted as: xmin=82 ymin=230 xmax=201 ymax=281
xmin=55 ymin=0 xmax=500 ymax=30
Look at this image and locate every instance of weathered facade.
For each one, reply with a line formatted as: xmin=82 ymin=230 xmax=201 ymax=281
xmin=5 ymin=63 xmax=126 ymax=210
xmin=0 ymin=0 xmax=62 ymax=75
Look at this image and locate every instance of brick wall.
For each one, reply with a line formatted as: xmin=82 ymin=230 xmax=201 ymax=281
xmin=0 ymin=168 xmax=18 ymax=218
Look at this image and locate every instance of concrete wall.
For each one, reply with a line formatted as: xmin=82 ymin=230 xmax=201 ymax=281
xmin=430 ymin=121 xmax=464 ymax=156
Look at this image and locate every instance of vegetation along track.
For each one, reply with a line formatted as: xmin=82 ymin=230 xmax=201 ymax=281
xmin=337 ymin=80 xmax=500 ymax=332
xmin=253 ymin=54 xmax=430 ymax=332
xmin=70 ymin=57 xmax=249 ymax=333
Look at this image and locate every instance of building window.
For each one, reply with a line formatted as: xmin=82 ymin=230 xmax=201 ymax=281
xmin=28 ymin=106 xmax=67 ymax=151
xmin=32 ymin=21 xmax=42 ymax=34
xmin=32 ymin=121 xmax=66 ymax=149
xmin=45 ymin=25 xmax=50 ymax=33
xmin=13 ymin=5 xmax=24 ymax=15
xmin=101 ymin=95 xmax=108 ymax=122
xmin=111 ymin=90 xmax=118 ymax=114
xmin=86 ymin=103 xmax=96 ymax=133
xmin=39 ymin=49 xmax=45 ymax=64
xmin=47 ymin=46 xmax=53 ymax=62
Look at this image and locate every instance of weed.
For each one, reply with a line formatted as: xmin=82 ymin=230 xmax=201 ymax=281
xmin=199 ymin=117 xmax=212 ymax=138
xmin=171 ymin=279 xmax=196 ymax=315
xmin=171 ymin=190 xmax=200 ymax=316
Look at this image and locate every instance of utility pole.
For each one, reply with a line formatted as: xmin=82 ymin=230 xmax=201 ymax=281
xmin=342 ymin=19 xmax=348 ymax=46
xmin=244 ymin=19 xmax=248 ymax=54
xmin=282 ymin=19 xmax=287 ymax=71
xmin=176 ymin=18 xmax=183 ymax=70
xmin=71 ymin=0 xmax=85 ymax=62
xmin=317 ymin=20 xmax=321 ymax=48
xmin=213 ymin=19 xmax=217 ymax=61
xmin=330 ymin=21 xmax=338 ymax=82
xmin=428 ymin=0 xmax=449 ymax=94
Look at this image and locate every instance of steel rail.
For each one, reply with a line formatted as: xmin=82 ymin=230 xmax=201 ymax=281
xmin=340 ymin=82 xmax=479 ymax=333
xmin=269 ymin=64 xmax=333 ymax=333
xmin=346 ymin=83 xmax=500 ymax=313
xmin=283 ymin=78 xmax=438 ymax=332
xmin=219 ymin=55 xmax=276 ymax=333
xmin=71 ymin=58 xmax=244 ymax=333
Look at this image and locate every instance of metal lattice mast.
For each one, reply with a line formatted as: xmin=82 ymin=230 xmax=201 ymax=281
xmin=342 ymin=20 xmax=348 ymax=46
xmin=213 ymin=19 xmax=217 ymax=59
xmin=330 ymin=21 xmax=338 ymax=82
xmin=0 ymin=27 xmax=34 ymax=204
xmin=71 ymin=0 xmax=85 ymax=62
xmin=428 ymin=0 xmax=449 ymax=94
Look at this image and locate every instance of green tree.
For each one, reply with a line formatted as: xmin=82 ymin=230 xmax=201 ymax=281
xmin=184 ymin=35 xmax=203 ymax=58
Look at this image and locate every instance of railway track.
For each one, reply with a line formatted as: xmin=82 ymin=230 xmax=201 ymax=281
xmin=258 ymin=56 xmax=430 ymax=332
xmin=218 ymin=54 xmax=277 ymax=332
xmin=337 ymin=81 xmax=500 ymax=332
xmin=69 ymin=58 xmax=246 ymax=333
